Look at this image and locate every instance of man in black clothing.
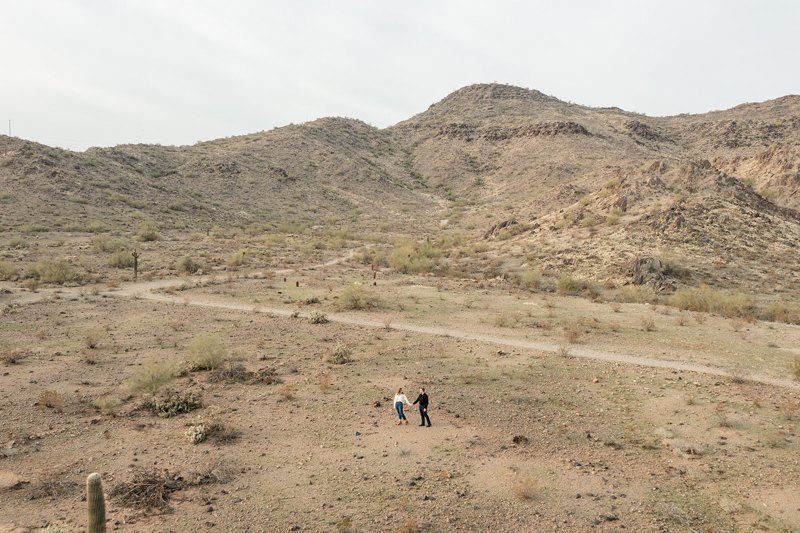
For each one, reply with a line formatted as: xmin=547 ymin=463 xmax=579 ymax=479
xmin=413 ymin=388 xmax=431 ymax=427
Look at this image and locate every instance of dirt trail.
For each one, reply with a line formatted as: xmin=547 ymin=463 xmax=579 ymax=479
xmin=4 ymin=246 xmax=799 ymax=391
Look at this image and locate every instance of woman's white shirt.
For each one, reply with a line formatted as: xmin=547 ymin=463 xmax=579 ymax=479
xmin=394 ymin=394 xmax=411 ymax=406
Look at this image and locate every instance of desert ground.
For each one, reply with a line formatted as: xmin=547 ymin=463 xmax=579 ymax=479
xmin=1 ymin=234 xmax=799 ymax=533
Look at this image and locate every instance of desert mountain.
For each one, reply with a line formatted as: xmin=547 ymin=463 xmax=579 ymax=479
xmin=2 ymin=83 xmax=800 ymax=291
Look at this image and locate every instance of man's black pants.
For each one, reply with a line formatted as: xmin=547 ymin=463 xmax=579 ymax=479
xmin=419 ymin=406 xmax=431 ymax=426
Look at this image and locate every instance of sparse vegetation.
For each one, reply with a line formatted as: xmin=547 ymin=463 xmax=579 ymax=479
xmin=127 ymin=356 xmax=175 ymax=396
xmin=557 ymin=274 xmax=586 ymax=293
xmin=339 ymin=284 xmax=380 ymax=310
xmin=185 ymin=333 xmax=227 ymax=371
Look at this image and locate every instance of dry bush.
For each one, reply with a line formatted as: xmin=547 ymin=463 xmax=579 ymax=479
xmin=494 ymin=314 xmax=510 ymax=328
xmin=731 ymin=317 xmax=744 ymax=332
xmin=84 ymin=331 xmax=100 ymax=350
xmin=778 ymin=402 xmax=799 ymax=420
xmin=145 ymin=388 xmax=203 ymax=418
xmin=512 ymin=435 xmax=528 ymax=445
xmin=208 ymin=362 xmax=279 ymax=385
xmin=168 ymin=321 xmax=183 ymax=331
xmin=95 ymin=395 xmax=122 ymax=415
xmin=0 ymin=260 xmax=18 ymax=281
xmin=790 ymin=355 xmax=800 ymax=381
xmin=109 ymin=250 xmax=135 ymax=268
xmin=185 ymin=333 xmax=227 ymax=371
xmin=33 ymin=467 xmax=72 ymax=496
xmin=177 ymin=256 xmax=203 ymax=274
xmin=616 ymin=285 xmax=657 ymax=304
xmin=127 ymin=357 xmax=175 ymax=396
xmin=278 ymin=384 xmax=296 ymax=401
xmin=519 ymin=269 xmax=542 ymax=289
xmin=227 ymin=249 xmax=248 ymax=267
xmin=563 ymin=322 xmax=580 ymax=344
xmin=326 ymin=344 xmax=352 ymax=364
xmin=91 ymin=235 xmax=128 ymax=252
xmin=676 ymin=311 xmax=688 ymax=326
xmin=308 ymin=310 xmax=329 ymax=324
xmin=24 ymin=277 xmax=40 ymax=291
xmin=110 ymin=468 xmax=180 ymax=510
xmin=26 ymin=257 xmax=84 ymax=284
xmin=511 ymin=474 xmax=542 ymax=501
xmin=557 ymin=274 xmax=586 ymax=293
xmin=608 ymin=322 xmax=621 ymax=332
xmin=38 ymin=390 xmax=62 ymax=412
xmin=556 ymin=344 xmax=572 ymax=357
xmin=1 ymin=347 xmax=23 ymax=365
xmin=694 ymin=312 xmax=707 ymax=324
xmin=640 ymin=315 xmax=656 ymax=331
xmin=338 ymin=284 xmax=380 ymax=310
xmin=668 ymin=285 xmax=751 ymax=318
xmin=186 ymin=407 xmax=238 ymax=444
xmin=609 ymin=302 xmax=621 ymax=313
xmin=184 ymin=454 xmax=236 ymax=486
xmin=317 ymin=371 xmax=332 ymax=392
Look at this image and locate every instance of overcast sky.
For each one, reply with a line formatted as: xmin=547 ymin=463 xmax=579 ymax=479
xmin=2 ymin=0 xmax=799 ymax=152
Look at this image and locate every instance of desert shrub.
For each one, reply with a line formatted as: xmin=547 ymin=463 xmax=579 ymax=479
xmin=327 ymin=344 xmax=352 ymax=364
xmin=581 ymin=214 xmax=597 ymax=227
xmin=641 ymin=315 xmax=656 ymax=331
xmin=759 ymin=188 xmax=778 ymax=203
xmin=511 ymin=474 xmax=542 ymax=501
xmin=389 ymin=237 xmax=441 ymax=273
xmin=668 ymin=285 xmax=751 ymax=318
xmin=0 ymin=261 xmax=18 ymax=280
xmin=557 ymin=274 xmax=586 ymax=293
xmin=39 ymin=390 xmax=62 ymax=411
xmin=85 ymin=220 xmax=107 ymax=233
xmin=760 ymin=300 xmax=800 ymax=324
xmin=303 ymin=295 xmax=320 ymax=304
xmin=308 ymin=310 xmax=328 ymax=324
xmin=167 ymin=200 xmax=184 ymax=211
xmin=227 ymin=249 xmax=248 ymax=267
xmin=351 ymin=246 xmax=389 ymax=266
xmin=177 ymin=256 xmax=203 ymax=274
xmin=606 ymin=214 xmax=620 ymax=225
xmin=185 ymin=333 xmax=227 ymax=371
xmin=146 ymin=388 xmax=203 ymax=418
xmin=109 ymin=467 xmax=179 ymax=510
xmin=25 ymin=258 xmax=83 ymax=284
xmin=616 ymin=285 xmax=657 ymax=304
xmin=8 ymin=236 xmax=27 ymax=248
xmin=109 ymin=250 xmax=135 ymax=268
xmin=339 ymin=284 xmax=380 ymax=310
xmin=91 ymin=235 xmax=128 ymax=252
xmin=24 ymin=278 xmax=40 ymax=291
xmin=95 ymin=395 xmax=122 ymax=415
xmin=128 ymin=357 xmax=175 ymax=396
xmin=186 ymin=407 xmax=236 ymax=444
xmin=20 ymin=223 xmax=48 ymax=234
xmin=494 ymin=314 xmax=510 ymax=327
xmin=209 ymin=362 xmax=279 ymax=385
xmin=563 ymin=322 xmax=581 ymax=344
xmin=135 ymin=221 xmax=160 ymax=242
xmin=519 ymin=269 xmax=542 ymax=289
xmin=790 ymin=355 xmax=800 ymax=381
xmin=496 ymin=223 xmax=529 ymax=240
xmin=0 ymin=347 xmax=23 ymax=365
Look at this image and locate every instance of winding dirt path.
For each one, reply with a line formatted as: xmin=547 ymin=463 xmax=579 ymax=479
xmin=4 ymin=247 xmax=799 ymax=391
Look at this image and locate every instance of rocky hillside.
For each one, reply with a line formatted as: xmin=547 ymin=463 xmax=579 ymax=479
xmin=2 ymin=83 xmax=800 ymax=292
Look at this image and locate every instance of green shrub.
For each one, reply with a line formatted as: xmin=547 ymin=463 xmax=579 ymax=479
xmin=308 ymin=310 xmax=328 ymax=324
xmin=581 ymin=215 xmax=597 ymax=228
xmin=146 ymin=389 xmax=202 ymax=418
xmin=92 ymin=235 xmax=128 ymax=252
xmin=351 ymin=247 xmax=388 ymax=266
xmin=604 ymin=178 xmax=619 ymax=189
xmin=759 ymin=188 xmax=778 ymax=203
xmin=85 ymin=221 xmax=107 ymax=233
xmin=760 ymin=301 xmax=800 ymax=324
xmin=668 ymin=285 xmax=751 ymax=318
xmin=519 ymin=269 xmax=542 ymax=289
xmin=8 ymin=236 xmax=27 ymax=248
xmin=185 ymin=334 xmax=227 ymax=371
xmin=339 ymin=284 xmax=380 ymax=310
xmin=557 ymin=274 xmax=586 ymax=293
xmin=177 ymin=256 xmax=203 ymax=274
xmin=26 ymin=258 xmax=83 ymax=284
xmin=227 ymin=249 xmax=248 ymax=267
xmin=0 ymin=261 xmax=18 ymax=280
xmin=616 ymin=285 xmax=658 ymax=304
xmin=389 ymin=238 xmax=440 ymax=273
xmin=109 ymin=250 xmax=135 ymax=268
xmin=20 ymin=223 xmax=48 ymax=234
xmin=496 ymin=223 xmax=529 ymax=240
xmin=94 ymin=395 xmax=122 ymax=415
xmin=167 ymin=200 xmax=185 ymax=211
xmin=127 ymin=356 xmax=175 ymax=396
xmin=135 ymin=221 xmax=160 ymax=242
xmin=606 ymin=214 xmax=620 ymax=225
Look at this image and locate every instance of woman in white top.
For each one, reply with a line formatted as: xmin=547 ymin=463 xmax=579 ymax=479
xmin=394 ymin=388 xmax=413 ymax=425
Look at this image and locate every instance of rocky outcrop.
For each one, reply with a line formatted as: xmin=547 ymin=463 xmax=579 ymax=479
xmin=437 ymin=122 xmax=590 ymax=141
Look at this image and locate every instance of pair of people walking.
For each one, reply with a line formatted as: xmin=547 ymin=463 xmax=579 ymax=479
xmin=394 ymin=387 xmax=431 ymax=426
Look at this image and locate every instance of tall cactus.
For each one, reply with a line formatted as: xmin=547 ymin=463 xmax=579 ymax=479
xmin=86 ymin=473 xmax=106 ymax=533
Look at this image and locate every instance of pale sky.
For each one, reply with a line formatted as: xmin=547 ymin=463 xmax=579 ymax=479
xmin=2 ymin=0 xmax=799 ymax=152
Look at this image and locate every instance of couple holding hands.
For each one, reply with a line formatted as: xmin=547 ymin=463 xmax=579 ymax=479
xmin=394 ymin=387 xmax=431 ymax=427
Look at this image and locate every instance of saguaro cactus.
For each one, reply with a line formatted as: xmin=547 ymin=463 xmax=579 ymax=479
xmin=131 ymin=249 xmax=139 ymax=281
xmin=86 ymin=472 xmax=106 ymax=533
